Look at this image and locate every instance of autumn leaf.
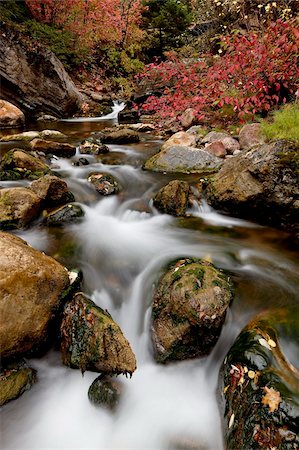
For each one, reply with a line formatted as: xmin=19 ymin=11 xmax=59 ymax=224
xmin=262 ymin=386 xmax=282 ymax=413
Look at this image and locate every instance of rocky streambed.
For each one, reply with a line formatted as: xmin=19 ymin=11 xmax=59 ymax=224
xmin=0 ymin=116 xmax=298 ymax=449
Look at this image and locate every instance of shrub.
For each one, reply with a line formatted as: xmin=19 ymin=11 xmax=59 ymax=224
xmin=261 ymin=103 xmax=299 ymax=143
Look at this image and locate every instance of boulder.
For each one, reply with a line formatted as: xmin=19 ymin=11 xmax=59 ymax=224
xmin=205 ymin=140 xmax=299 ymax=231
xmin=30 ymin=139 xmax=76 ymax=158
xmin=151 ymin=258 xmax=233 ymax=363
xmin=144 ymin=145 xmax=222 ymax=174
xmin=153 ymin=180 xmax=191 ymax=216
xmin=88 ymin=375 xmax=123 ymax=410
xmin=0 ymin=149 xmax=50 ymax=180
xmin=201 ymin=131 xmax=230 ymax=144
xmin=0 ymin=23 xmax=82 ymax=118
xmin=88 ymin=173 xmax=121 ymax=196
xmin=95 ymin=128 xmax=140 ymax=144
xmin=204 ymin=141 xmax=227 ymax=158
xmin=0 ymin=187 xmax=41 ymax=229
xmin=44 ymin=203 xmax=84 ymax=226
xmin=0 ymin=100 xmax=25 ymax=129
xmin=220 ymin=320 xmax=299 ymax=449
xmin=161 ymin=131 xmax=197 ymax=151
xmin=39 ymin=130 xmax=67 ymax=140
xmin=0 ymin=231 xmax=70 ymax=359
xmin=221 ymin=136 xmax=240 ymax=154
xmin=0 ymin=359 xmax=37 ymax=406
xmin=126 ymin=123 xmax=156 ymax=132
xmin=238 ymin=123 xmax=265 ymax=150
xmin=30 ymin=175 xmax=74 ymax=207
xmin=61 ymin=292 xmax=137 ymax=375
xmin=0 ymin=131 xmax=40 ymax=142
xmin=79 ymin=140 xmax=109 ymax=155
xmin=72 ymin=157 xmax=90 ymax=167
xmin=180 ymin=108 xmax=197 ymax=129
xmin=186 ymin=125 xmax=208 ymax=143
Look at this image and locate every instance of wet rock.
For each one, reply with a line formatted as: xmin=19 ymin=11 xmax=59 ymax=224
xmin=0 ymin=100 xmax=25 ymax=129
xmin=0 ymin=187 xmax=41 ymax=229
xmin=30 ymin=175 xmax=74 ymax=207
xmin=0 ymin=149 xmax=50 ymax=180
xmin=118 ymin=108 xmax=139 ymax=124
xmin=239 ymin=123 xmax=265 ymax=150
xmin=72 ymin=157 xmax=90 ymax=166
xmin=0 ymin=231 xmax=70 ymax=359
xmin=61 ymin=292 xmax=137 ymax=375
xmin=96 ymin=128 xmax=140 ymax=144
xmin=88 ymin=375 xmax=123 ymax=410
xmin=161 ymin=131 xmax=197 ymax=151
xmin=0 ymin=131 xmax=40 ymax=142
xmin=30 ymin=139 xmax=76 ymax=158
xmin=39 ymin=130 xmax=67 ymax=140
xmin=151 ymin=258 xmax=233 ymax=363
xmin=0 ymin=359 xmax=37 ymax=406
xmin=126 ymin=123 xmax=156 ymax=132
xmin=143 ymin=145 xmax=222 ymax=174
xmin=219 ymin=320 xmax=299 ymax=449
xmin=204 ymin=141 xmax=227 ymax=158
xmin=180 ymin=108 xmax=197 ymax=129
xmin=153 ymin=180 xmax=191 ymax=216
xmin=37 ymin=114 xmax=59 ymax=122
xmin=79 ymin=140 xmax=109 ymax=155
xmin=88 ymin=173 xmax=121 ymax=196
xmin=44 ymin=203 xmax=84 ymax=226
xmin=205 ymin=140 xmax=299 ymax=231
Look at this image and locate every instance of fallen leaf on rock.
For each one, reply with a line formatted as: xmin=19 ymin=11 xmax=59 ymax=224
xmin=262 ymin=386 xmax=282 ymax=413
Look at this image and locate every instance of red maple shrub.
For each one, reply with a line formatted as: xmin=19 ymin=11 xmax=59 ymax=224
xmin=139 ymin=19 xmax=299 ymax=125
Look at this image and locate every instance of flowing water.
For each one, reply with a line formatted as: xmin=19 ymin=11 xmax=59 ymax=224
xmin=0 ymin=109 xmax=298 ymax=450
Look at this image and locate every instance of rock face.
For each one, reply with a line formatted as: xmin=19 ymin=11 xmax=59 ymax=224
xmin=0 ymin=187 xmax=41 ymax=229
xmin=144 ymin=145 xmax=222 ymax=174
xmin=0 ymin=149 xmax=50 ymax=180
xmin=0 ymin=24 xmax=82 ymax=118
xmin=151 ymin=258 xmax=233 ymax=363
xmin=0 ymin=359 xmax=37 ymax=406
xmin=88 ymin=375 xmax=123 ymax=410
xmin=205 ymin=140 xmax=299 ymax=231
xmin=88 ymin=173 xmax=121 ymax=196
xmin=153 ymin=180 xmax=191 ymax=216
xmin=0 ymin=231 xmax=70 ymax=359
xmin=30 ymin=175 xmax=74 ymax=207
xmin=0 ymin=100 xmax=25 ymax=129
xmin=61 ymin=292 xmax=137 ymax=375
xmin=30 ymin=139 xmax=76 ymax=158
xmin=220 ymin=320 xmax=299 ymax=449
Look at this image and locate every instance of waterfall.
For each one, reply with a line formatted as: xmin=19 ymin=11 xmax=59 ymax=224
xmin=62 ymin=100 xmax=126 ymax=122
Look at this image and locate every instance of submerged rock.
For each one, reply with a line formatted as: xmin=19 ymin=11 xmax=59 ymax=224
xmin=0 ymin=231 xmax=70 ymax=359
xmin=0 ymin=187 xmax=41 ymax=229
xmin=219 ymin=320 xmax=299 ymax=449
xmin=61 ymin=292 xmax=137 ymax=375
xmin=0 ymin=149 xmax=50 ymax=180
xmin=151 ymin=258 xmax=233 ymax=363
xmin=30 ymin=175 xmax=74 ymax=207
xmin=0 ymin=359 xmax=37 ymax=406
xmin=153 ymin=180 xmax=191 ymax=216
xmin=144 ymin=145 xmax=222 ymax=174
xmin=44 ymin=203 xmax=84 ymax=226
xmin=79 ymin=140 xmax=109 ymax=155
xmin=205 ymin=140 xmax=299 ymax=231
xmin=88 ymin=173 xmax=121 ymax=196
xmin=0 ymin=100 xmax=25 ymax=129
xmin=30 ymin=139 xmax=76 ymax=158
xmin=88 ymin=375 xmax=123 ymax=410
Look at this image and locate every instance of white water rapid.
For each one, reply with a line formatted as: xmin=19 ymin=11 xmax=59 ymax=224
xmin=1 ymin=121 xmax=298 ymax=450
xmin=62 ymin=101 xmax=126 ymax=122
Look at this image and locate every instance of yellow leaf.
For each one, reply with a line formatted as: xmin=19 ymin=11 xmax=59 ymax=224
xmin=248 ymin=370 xmax=255 ymax=379
xmin=262 ymin=387 xmax=281 ymax=413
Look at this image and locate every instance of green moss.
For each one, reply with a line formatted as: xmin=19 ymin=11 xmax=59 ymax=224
xmin=276 ymin=150 xmax=299 ymax=175
xmin=261 ymin=103 xmax=299 ymax=143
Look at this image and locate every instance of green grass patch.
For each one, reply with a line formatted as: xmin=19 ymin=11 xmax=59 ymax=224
xmin=261 ymin=103 xmax=299 ymax=143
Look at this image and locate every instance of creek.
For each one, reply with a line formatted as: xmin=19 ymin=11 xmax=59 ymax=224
xmin=0 ymin=110 xmax=298 ymax=450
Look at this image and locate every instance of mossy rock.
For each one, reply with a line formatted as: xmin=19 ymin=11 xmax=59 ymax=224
xmin=0 ymin=359 xmax=37 ymax=406
xmin=151 ymin=258 xmax=233 ymax=363
xmin=80 ymin=140 xmax=109 ymax=155
xmin=88 ymin=173 xmax=121 ymax=196
xmin=0 ymin=187 xmax=41 ymax=230
xmin=153 ymin=180 xmax=191 ymax=216
xmin=60 ymin=292 xmax=137 ymax=375
xmin=0 ymin=131 xmax=40 ymax=142
xmin=0 ymin=149 xmax=50 ymax=180
xmin=88 ymin=375 xmax=122 ymax=410
xmin=30 ymin=175 xmax=75 ymax=207
xmin=44 ymin=203 xmax=84 ymax=226
xmin=219 ymin=319 xmax=299 ymax=449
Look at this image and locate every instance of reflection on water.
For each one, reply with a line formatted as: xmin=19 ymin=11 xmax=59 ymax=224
xmin=1 ymin=117 xmax=298 ymax=450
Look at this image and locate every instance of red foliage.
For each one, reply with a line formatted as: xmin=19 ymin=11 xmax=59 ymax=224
xmin=139 ymin=20 xmax=299 ymax=125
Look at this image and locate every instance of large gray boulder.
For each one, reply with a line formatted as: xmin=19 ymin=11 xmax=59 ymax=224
xmin=0 ymin=24 xmax=82 ymax=118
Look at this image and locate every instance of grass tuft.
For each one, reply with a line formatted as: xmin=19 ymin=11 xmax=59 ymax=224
xmin=261 ymin=103 xmax=299 ymax=143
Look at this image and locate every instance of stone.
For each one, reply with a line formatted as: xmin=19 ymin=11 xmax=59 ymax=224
xmin=0 ymin=100 xmax=25 ymax=129
xmin=153 ymin=180 xmax=191 ymax=216
xmin=0 ymin=231 xmax=70 ymax=359
xmin=221 ymin=136 xmax=240 ymax=154
xmin=44 ymin=203 xmax=84 ymax=226
xmin=186 ymin=125 xmax=207 ymax=142
xmin=88 ymin=173 xmax=121 ymax=196
xmin=0 ymin=23 xmax=82 ymax=118
xmin=37 ymin=114 xmax=58 ymax=122
xmin=0 ymin=131 xmax=40 ymax=142
xmin=204 ymin=141 xmax=227 ymax=158
xmin=239 ymin=123 xmax=265 ymax=150
xmin=0 ymin=187 xmax=41 ymax=229
xmin=61 ymin=292 xmax=137 ymax=375
xmin=161 ymin=131 xmax=197 ymax=151
xmin=39 ymin=130 xmax=67 ymax=140
xmin=0 ymin=149 xmax=50 ymax=181
xmin=0 ymin=359 xmax=37 ymax=406
xmin=143 ymin=145 xmax=222 ymax=174
xmin=88 ymin=375 xmax=123 ymax=410
xmin=180 ymin=108 xmax=197 ymax=129
xmin=126 ymin=123 xmax=156 ymax=132
xmin=30 ymin=175 xmax=74 ymax=207
xmin=72 ymin=157 xmax=90 ymax=166
xmin=201 ymin=131 xmax=230 ymax=144
xmin=79 ymin=140 xmax=109 ymax=155
xmin=205 ymin=140 xmax=299 ymax=231
xmin=151 ymin=258 xmax=233 ymax=363
xmin=220 ymin=319 xmax=299 ymax=449
xmin=95 ymin=128 xmax=140 ymax=144
xmin=30 ymin=139 xmax=76 ymax=158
